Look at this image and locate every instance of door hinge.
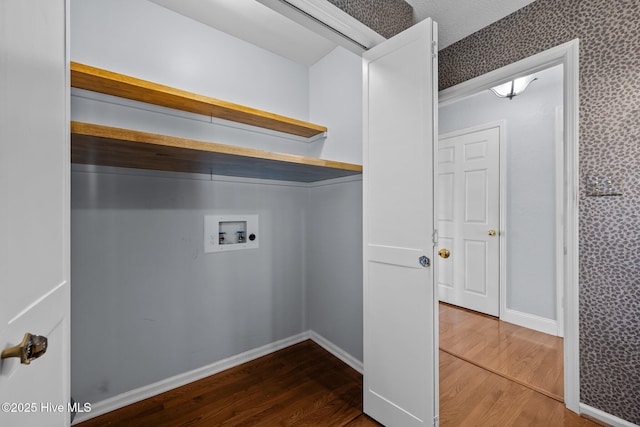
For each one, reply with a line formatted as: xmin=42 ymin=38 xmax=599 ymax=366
xmin=431 ymin=41 xmax=438 ymax=58
xmin=434 ymin=415 xmax=439 ymax=427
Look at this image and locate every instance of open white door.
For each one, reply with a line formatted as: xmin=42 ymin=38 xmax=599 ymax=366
xmin=363 ymin=19 xmax=438 ymax=427
xmin=0 ymin=1 xmax=70 ymax=426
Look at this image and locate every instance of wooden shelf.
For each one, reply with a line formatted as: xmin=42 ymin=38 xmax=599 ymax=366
xmin=71 ymin=122 xmax=362 ymax=183
xmin=70 ymin=62 xmax=327 ymax=139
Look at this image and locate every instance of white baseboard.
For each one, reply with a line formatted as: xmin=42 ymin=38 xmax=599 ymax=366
xmin=72 ymin=331 xmax=363 ymax=425
xmin=580 ymin=403 xmax=639 ymax=427
xmin=309 ymin=330 xmax=363 ymax=373
xmin=72 ymin=332 xmax=310 ymax=425
xmin=500 ymin=308 xmax=559 ymax=336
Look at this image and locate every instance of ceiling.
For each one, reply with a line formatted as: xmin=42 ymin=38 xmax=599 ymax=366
xmin=406 ymin=0 xmax=536 ymax=50
xmin=149 ymin=0 xmax=537 ymax=65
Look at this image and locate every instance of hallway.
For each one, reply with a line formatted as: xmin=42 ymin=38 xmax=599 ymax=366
xmin=439 ymin=303 xmax=597 ymax=426
xmin=440 ymin=303 xmax=563 ymax=401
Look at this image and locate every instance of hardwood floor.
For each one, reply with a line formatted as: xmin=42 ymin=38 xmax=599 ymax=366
xmin=440 ymin=350 xmax=597 ymax=426
xmin=439 ymin=303 xmax=564 ymax=401
xmin=78 ymin=311 xmax=598 ymax=426
xmin=77 ymin=341 xmax=380 ymax=427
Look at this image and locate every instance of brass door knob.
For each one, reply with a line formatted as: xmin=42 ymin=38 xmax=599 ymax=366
xmin=488 ymin=229 xmax=497 ymax=236
xmin=438 ymin=248 xmax=451 ymax=259
xmin=1 ymin=333 xmax=48 ymax=365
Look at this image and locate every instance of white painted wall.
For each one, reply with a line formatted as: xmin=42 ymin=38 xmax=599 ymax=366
xmin=439 ymin=65 xmax=563 ymax=320
xmin=71 ymin=0 xmax=313 ymax=157
xmin=308 ymin=46 xmax=363 ymax=164
xmin=71 ymin=0 xmax=309 ymax=119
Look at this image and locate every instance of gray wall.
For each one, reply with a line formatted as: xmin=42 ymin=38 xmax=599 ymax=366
xmin=71 ymin=168 xmax=308 ymax=403
xmin=439 ymin=0 xmax=640 ymax=422
xmin=71 ymin=168 xmax=364 ymax=405
xmin=440 ymin=65 xmax=563 ymax=321
xmin=306 ymin=178 xmax=364 ymax=361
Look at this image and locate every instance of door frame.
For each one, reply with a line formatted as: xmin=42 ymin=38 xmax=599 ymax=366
xmin=438 ymin=39 xmax=580 ymax=413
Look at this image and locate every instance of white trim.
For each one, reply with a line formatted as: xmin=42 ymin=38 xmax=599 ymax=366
xmin=580 ymin=403 xmax=639 ymax=427
xmin=282 ymin=0 xmax=385 ymax=47
xmin=562 ymin=39 xmax=581 ymax=414
xmin=501 ymin=308 xmax=559 ymax=336
xmin=438 ymin=39 xmax=580 ymax=412
xmin=64 ymin=3 xmax=72 ymax=424
xmin=432 ymin=21 xmax=440 ymax=424
xmin=499 ymin=122 xmax=508 ymax=325
xmin=72 ymin=332 xmax=310 ymax=425
xmin=309 ymin=330 xmax=363 ymax=373
xmin=555 ymin=106 xmax=565 ymax=337
xmin=256 ymin=0 xmax=385 ymax=53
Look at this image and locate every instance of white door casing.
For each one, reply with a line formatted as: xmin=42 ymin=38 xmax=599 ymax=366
xmin=438 ymin=40 xmax=580 ymax=412
xmin=437 ymin=124 xmax=501 ymax=316
xmin=363 ymin=19 xmax=438 ymax=426
xmin=0 ymin=1 xmax=70 ymax=426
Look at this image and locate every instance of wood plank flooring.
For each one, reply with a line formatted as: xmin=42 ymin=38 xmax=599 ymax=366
xmin=77 ymin=340 xmax=380 ymax=427
xmin=440 ymin=351 xmax=597 ymax=426
xmin=439 ymin=303 xmax=564 ymax=401
xmin=78 ymin=308 xmax=599 ymax=426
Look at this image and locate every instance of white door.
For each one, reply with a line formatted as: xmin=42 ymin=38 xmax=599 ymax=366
xmin=437 ymin=125 xmax=500 ymax=316
xmin=363 ymin=19 xmax=438 ymax=426
xmin=0 ymin=1 xmax=70 ymax=426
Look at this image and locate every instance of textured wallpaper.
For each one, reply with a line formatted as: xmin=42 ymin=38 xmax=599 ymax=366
xmin=326 ymin=0 xmax=413 ymax=39
xmin=439 ymin=0 xmax=640 ymax=423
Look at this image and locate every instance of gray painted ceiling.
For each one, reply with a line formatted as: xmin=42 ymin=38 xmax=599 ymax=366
xmin=149 ymin=0 xmax=537 ymax=65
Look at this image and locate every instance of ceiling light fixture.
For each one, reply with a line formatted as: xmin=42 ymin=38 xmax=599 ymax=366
xmin=490 ymin=75 xmax=538 ymax=100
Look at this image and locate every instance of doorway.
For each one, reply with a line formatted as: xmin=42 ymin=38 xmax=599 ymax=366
xmin=437 ymin=123 xmax=501 ymax=317
xmin=439 ymin=63 xmax=562 ymax=334
xmin=436 ymin=40 xmax=580 ymax=412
